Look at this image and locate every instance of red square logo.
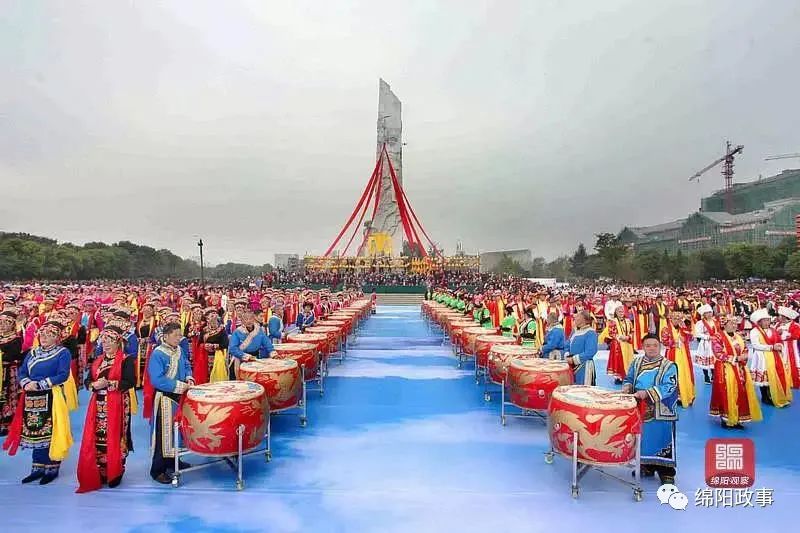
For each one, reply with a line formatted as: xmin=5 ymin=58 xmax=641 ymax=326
xmin=705 ymin=438 xmax=755 ymax=488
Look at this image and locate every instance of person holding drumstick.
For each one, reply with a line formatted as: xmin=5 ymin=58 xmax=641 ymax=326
xmin=621 ymin=333 xmax=679 ymax=484
xmin=147 ymin=322 xmax=194 ymax=484
xmin=228 ymin=309 xmax=276 ymax=379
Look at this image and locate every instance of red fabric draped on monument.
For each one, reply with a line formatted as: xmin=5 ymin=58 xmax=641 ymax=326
xmin=323 ymin=144 xmax=439 ymax=258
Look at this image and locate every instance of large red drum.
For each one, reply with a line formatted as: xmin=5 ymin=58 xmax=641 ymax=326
xmin=450 ymin=320 xmax=479 ymax=349
xmin=508 ymin=359 xmax=573 ymax=410
xmin=487 ymin=344 xmax=538 ymax=384
xmin=475 ymin=334 xmax=516 ymax=367
xmin=239 ymin=358 xmax=302 ymax=411
xmin=462 ymin=327 xmax=491 ymax=355
xmin=548 ymin=385 xmax=642 ymax=465
xmin=179 ymin=381 xmax=268 ymax=457
xmin=327 ymin=314 xmax=354 ymax=334
xmin=274 ymin=341 xmax=320 ymax=380
xmin=305 ymin=325 xmax=341 ymax=353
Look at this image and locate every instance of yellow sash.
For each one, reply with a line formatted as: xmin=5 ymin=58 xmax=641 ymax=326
xmin=49 ymin=385 xmax=73 ymax=461
xmin=210 ymin=350 xmax=228 ymax=382
xmin=64 ymin=373 xmax=79 ymax=411
xmin=671 ymin=326 xmax=695 ymax=407
xmin=129 ymin=389 xmax=139 ymax=415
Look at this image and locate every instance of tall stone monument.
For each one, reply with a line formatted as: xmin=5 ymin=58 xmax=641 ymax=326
xmin=368 ymin=78 xmax=404 ymax=256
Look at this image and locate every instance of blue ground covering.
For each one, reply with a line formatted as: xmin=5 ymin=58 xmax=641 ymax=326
xmin=1 ymin=305 xmax=796 ymax=532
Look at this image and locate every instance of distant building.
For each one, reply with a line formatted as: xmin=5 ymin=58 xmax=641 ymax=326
xmin=617 ymin=169 xmax=800 ymax=253
xmin=274 ymin=253 xmax=300 ymax=271
xmin=479 ymin=249 xmax=533 ymax=273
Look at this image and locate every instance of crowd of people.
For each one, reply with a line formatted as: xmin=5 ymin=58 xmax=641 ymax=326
xmin=1 ymin=273 xmax=799 ymax=491
xmin=430 ymin=280 xmax=800 ymax=485
xmin=0 ymin=282 xmax=365 ymax=490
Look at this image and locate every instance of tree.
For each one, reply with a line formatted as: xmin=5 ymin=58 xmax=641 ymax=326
xmin=594 ymin=233 xmax=628 ymax=278
xmin=785 ymin=251 xmax=800 ymax=280
xmin=529 ymin=257 xmax=548 ymax=277
xmin=697 ymin=249 xmax=728 ymax=280
xmin=546 ymin=256 xmax=572 ymax=280
xmin=635 ymin=250 xmax=662 ymax=281
xmin=570 ymin=243 xmax=588 ymax=277
xmin=724 ymin=244 xmax=755 ymax=279
xmin=492 ymin=254 xmax=527 ymax=276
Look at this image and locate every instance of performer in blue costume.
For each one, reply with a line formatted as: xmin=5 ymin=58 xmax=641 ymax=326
xmin=147 ymin=322 xmax=194 ymax=484
xmin=267 ymin=300 xmax=284 ymax=344
xmin=229 ymin=309 xmax=276 ymax=379
xmin=5 ymin=318 xmax=72 ymax=485
xmin=622 ymin=333 xmax=679 ymax=484
xmin=540 ymin=312 xmax=566 ymax=358
xmin=566 ymin=310 xmax=597 ymax=385
xmin=295 ymin=301 xmax=316 ymax=332
xmin=93 ymin=310 xmax=138 ymax=362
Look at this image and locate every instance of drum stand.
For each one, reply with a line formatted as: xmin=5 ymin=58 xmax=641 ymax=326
xmin=543 ymin=431 xmax=643 ymax=502
xmin=304 ymin=358 xmax=325 ymax=398
xmin=170 ymin=418 xmax=272 ymax=491
xmin=271 ymin=375 xmax=308 ymax=427
xmin=499 ymin=378 xmax=548 ymax=426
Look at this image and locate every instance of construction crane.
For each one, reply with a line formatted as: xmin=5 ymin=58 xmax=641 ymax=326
xmin=765 ymin=153 xmax=800 ymax=161
xmin=688 ymin=141 xmax=744 ymax=214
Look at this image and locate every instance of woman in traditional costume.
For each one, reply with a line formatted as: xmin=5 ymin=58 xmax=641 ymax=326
xmin=749 ymin=309 xmax=791 ymax=407
xmin=202 ymin=308 xmax=229 ymax=383
xmin=185 ymin=304 xmax=207 ymax=384
xmin=3 ymin=318 xmax=74 ymax=485
xmin=518 ymin=307 xmax=538 ymax=348
xmin=693 ymin=305 xmax=717 ymax=384
xmin=76 ymin=320 xmax=135 ymax=491
xmin=600 ymin=304 xmax=635 ymax=384
xmin=135 ymin=302 xmax=158 ymax=389
xmin=0 ymin=310 xmax=24 ymax=436
xmin=499 ymin=305 xmax=518 ymax=339
xmin=566 ymin=310 xmax=597 ymax=385
xmin=661 ymin=311 xmax=695 ymax=407
xmin=777 ymin=306 xmax=800 ymax=390
xmin=710 ymin=316 xmax=762 ymax=429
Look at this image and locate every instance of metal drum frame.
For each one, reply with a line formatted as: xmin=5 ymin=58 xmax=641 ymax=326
xmin=267 ymin=366 xmax=309 ymax=428
xmin=543 ymin=427 xmax=652 ymax=502
xmin=170 ymin=418 xmax=272 ymax=491
xmin=499 ymin=375 xmax=549 ymax=426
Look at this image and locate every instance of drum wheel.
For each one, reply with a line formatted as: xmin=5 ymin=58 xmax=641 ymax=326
xmin=300 ymin=417 xmax=308 ymax=428
xmin=633 ymin=488 xmax=643 ymax=502
xmin=501 ymin=415 xmax=506 ymax=426
xmin=171 ymin=475 xmax=180 ymax=488
xmin=236 ymin=480 xmax=244 ymax=491
xmin=571 ymin=486 xmax=579 ymax=499
xmin=265 ymin=451 xmax=272 ymax=462
xmin=484 ymin=393 xmax=491 ymax=402
xmin=544 ymin=452 xmax=554 ymax=464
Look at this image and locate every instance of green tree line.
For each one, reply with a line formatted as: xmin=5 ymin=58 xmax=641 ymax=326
xmin=492 ymin=235 xmax=800 ymax=282
xmin=0 ymin=233 xmax=271 ymax=281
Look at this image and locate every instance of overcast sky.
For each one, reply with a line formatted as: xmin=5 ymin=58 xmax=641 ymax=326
xmin=2 ymin=0 xmax=800 ymax=265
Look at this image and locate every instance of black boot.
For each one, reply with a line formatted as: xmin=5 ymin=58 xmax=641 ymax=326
xmin=761 ymin=386 xmax=773 ymax=406
xmin=703 ymin=369 xmax=711 ymax=385
xmin=39 ymin=472 xmax=58 ymax=485
xmin=108 ymin=475 xmax=122 ymax=488
xmin=21 ymin=471 xmax=44 ymax=484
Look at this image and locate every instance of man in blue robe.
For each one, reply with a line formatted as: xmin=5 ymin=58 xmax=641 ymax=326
xmin=540 ymin=312 xmax=566 ymax=357
xmin=148 ymin=322 xmax=193 ymax=484
xmin=229 ymin=309 xmax=276 ymax=379
xmin=622 ymin=333 xmax=679 ymax=484
xmin=267 ymin=300 xmax=284 ymax=344
xmin=295 ymin=302 xmax=316 ymax=332
xmin=566 ymin=310 xmax=597 ymax=385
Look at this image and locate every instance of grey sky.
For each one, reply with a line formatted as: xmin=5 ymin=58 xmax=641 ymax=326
xmin=2 ymin=0 xmax=799 ymax=265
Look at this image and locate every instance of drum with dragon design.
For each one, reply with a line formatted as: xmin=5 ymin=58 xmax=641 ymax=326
xmin=475 ymin=334 xmax=516 ymax=367
xmin=548 ymin=385 xmax=642 ymax=465
xmin=508 ymin=358 xmax=574 ymax=410
xmin=275 ymin=340 xmax=320 ymax=380
xmin=179 ymin=381 xmax=268 ymax=457
xmin=239 ymin=358 xmax=302 ymax=412
xmin=487 ymin=344 xmax=538 ymax=384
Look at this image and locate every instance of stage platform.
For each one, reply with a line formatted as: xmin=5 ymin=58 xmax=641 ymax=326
xmin=1 ymin=305 xmax=796 ymax=532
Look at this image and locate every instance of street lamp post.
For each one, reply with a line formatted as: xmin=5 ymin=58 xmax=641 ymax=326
xmin=197 ymin=238 xmax=204 ymax=286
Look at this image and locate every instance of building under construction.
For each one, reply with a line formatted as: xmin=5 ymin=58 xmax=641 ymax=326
xmin=618 ymin=169 xmax=800 ymax=253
